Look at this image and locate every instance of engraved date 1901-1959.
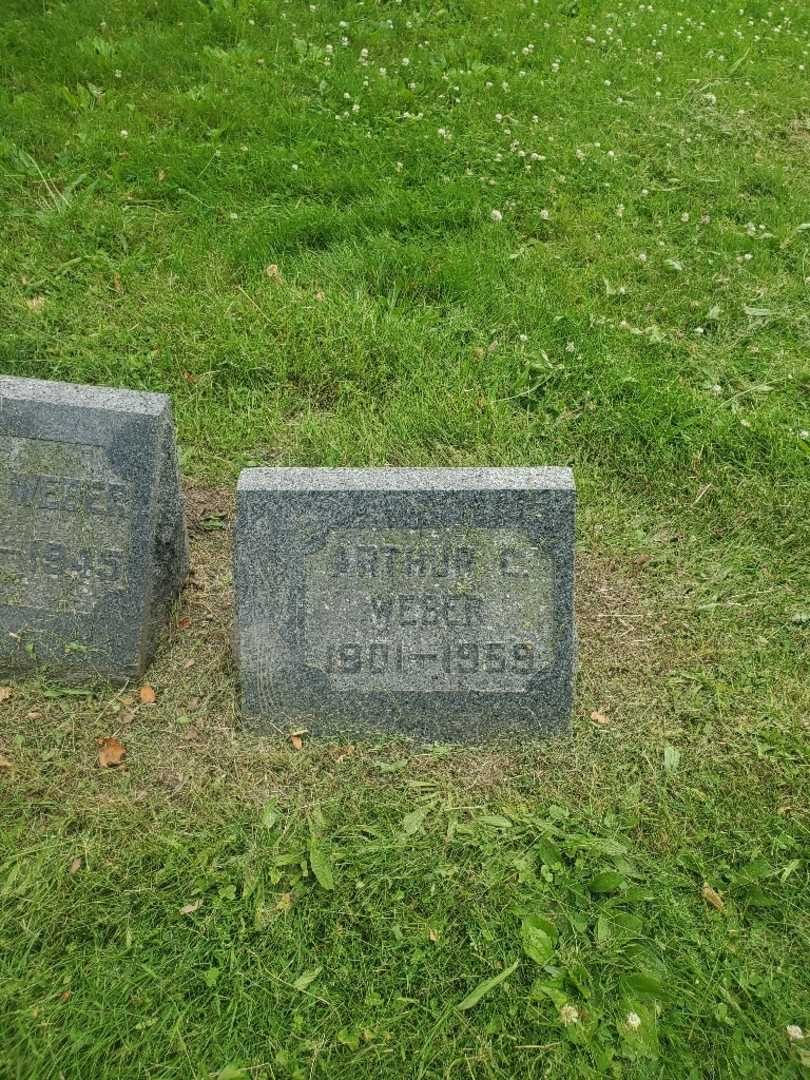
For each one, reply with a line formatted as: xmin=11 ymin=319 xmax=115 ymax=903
xmin=0 ymin=540 xmax=124 ymax=582
xmin=326 ymin=640 xmax=538 ymax=676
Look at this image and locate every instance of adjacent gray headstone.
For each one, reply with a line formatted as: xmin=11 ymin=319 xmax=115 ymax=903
xmin=235 ymin=468 xmax=575 ymax=740
xmin=0 ymin=376 xmax=188 ymax=684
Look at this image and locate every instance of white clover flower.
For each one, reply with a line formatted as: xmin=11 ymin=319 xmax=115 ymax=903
xmin=540 ymin=208 xmax=550 ymax=220
xmin=114 ymin=69 xmax=122 ymax=79
xmin=787 ymin=1025 xmax=804 ymax=1042
xmin=560 ymin=1005 xmax=580 ymax=1026
xmin=490 ymin=209 xmax=503 ymax=222
xmin=519 ymin=333 xmax=528 ymax=342
xmin=638 ymin=251 xmax=648 ymax=262
xmin=551 ymin=61 xmax=560 ymax=72
xmin=119 ymin=129 xmax=128 ymax=138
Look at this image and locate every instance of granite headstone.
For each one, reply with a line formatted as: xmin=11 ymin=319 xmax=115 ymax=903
xmin=235 ymin=468 xmax=575 ymax=740
xmin=0 ymin=376 xmax=188 ymax=683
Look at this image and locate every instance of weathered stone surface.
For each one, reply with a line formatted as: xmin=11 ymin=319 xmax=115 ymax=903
xmin=0 ymin=376 xmax=188 ymax=683
xmin=235 ymin=468 xmax=575 ymax=740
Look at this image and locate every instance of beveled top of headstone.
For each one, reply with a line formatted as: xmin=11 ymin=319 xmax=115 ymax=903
xmin=237 ymin=467 xmax=574 ymax=492
xmin=0 ymin=375 xmax=169 ymax=415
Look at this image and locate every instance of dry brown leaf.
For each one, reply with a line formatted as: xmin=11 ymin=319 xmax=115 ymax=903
xmin=0 ymin=754 xmax=13 ymax=770
xmin=290 ymin=733 xmax=304 ymax=751
xmin=313 ymin=290 xmax=325 ymax=301
xmin=178 ymin=616 xmax=191 ymax=630
xmin=68 ymin=857 xmax=82 ymax=875
xmin=179 ymin=899 xmax=203 ymax=915
xmin=61 ymin=991 xmax=71 ymax=1003
xmin=265 ymin=263 xmax=282 ymax=281
xmin=429 ymin=928 xmax=439 ymax=943
xmin=97 ymin=736 xmax=127 ymax=768
xmin=183 ymin=658 xmax=195 ymax=670
xmin=113 ymin=271 xmax=122 ymax=294
xmin=590 ymin=710 xmax=610 ymax=725
xmin=0 ymin=686 xmax=13 ymax=703
xmin=158 ymin=168 xmax=166 ymax=182
xmin=139 ymin=684 xmax=156 ymax=705
xmin=702 ymin=882 xmax=725 ymax=911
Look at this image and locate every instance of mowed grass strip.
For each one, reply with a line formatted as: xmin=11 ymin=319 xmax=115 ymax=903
xmin=1 ymin=0 xmax=809 ymax=1076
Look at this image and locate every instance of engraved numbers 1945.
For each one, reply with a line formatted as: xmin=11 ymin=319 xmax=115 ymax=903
xmin=1 ymin=540 xmax=125 ymax=583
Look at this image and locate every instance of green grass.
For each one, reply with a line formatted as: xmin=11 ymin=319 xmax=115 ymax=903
xmin=1 ymin=0 xmax=809 ymax=1076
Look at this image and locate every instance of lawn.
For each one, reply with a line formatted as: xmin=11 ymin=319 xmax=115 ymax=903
xmin=1 ymin=0 xmax=809 ymax=1076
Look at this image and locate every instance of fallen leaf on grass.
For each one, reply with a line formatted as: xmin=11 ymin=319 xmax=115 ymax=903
xmin=265 ymin=263 xmax=282 ymax=281
xmin=590 ymin=710 xmax=610 ymax=725
xmin=139 ymin=685 xmax=156 ymax=704
xmin=97 ymin=737 xmax=127 ymax=768
xmin=0 ymin=686 xmax=13 ymax=703
xmin=702 ymin=882 xmax=725 ymax=911
xmin=113 ymin=271 xmax=122 ymax=294
xmin=290 ymin=733 xmax=304 ymax=751
xmin=177 ymin=616 xmax=191 ymax=630
xmin=68 ymin=857 xmax=82 ymax=875
xmin=0 ymin=754 xmax=13 ymax=770
xmin=179 ymin=899 xmax=203 ymax=915
xmin=60 ymin=991 xmax=71 ymax=1003
xmin=429 ymin=928 xmax=439 ymax=943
